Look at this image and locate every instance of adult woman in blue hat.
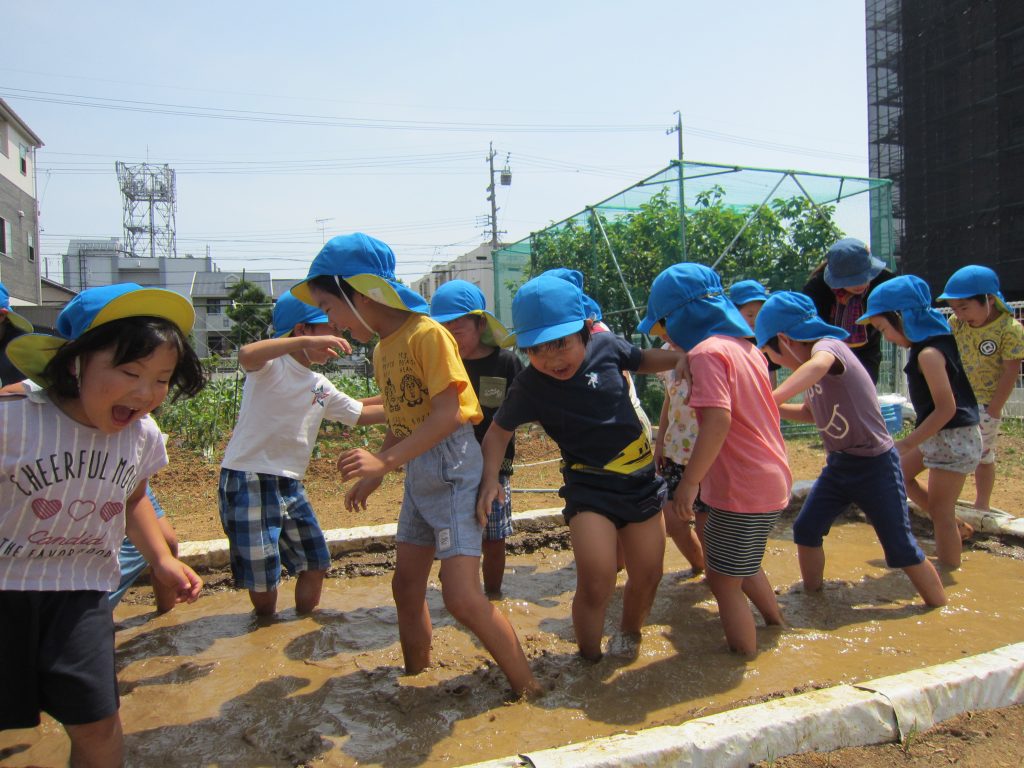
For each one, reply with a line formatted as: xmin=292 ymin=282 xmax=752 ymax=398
xmin=802 ymin=238 xmax=895 ymax=384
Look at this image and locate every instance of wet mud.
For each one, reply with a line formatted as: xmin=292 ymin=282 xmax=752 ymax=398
xmin=3 ymin=510 xmax=1024 ymax=768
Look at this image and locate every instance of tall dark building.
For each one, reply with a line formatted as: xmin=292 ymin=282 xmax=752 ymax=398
xmin=867 ymin=0 xmax=1024 ymax=300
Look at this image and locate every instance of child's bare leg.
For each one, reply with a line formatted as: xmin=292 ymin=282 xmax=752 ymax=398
xmin=295 ymin=568 xmax=327 ymax=614
xmin=568 ymin=513 xmax=619 ymax=660
xmin=973 ymin=462 xmax=995 ymax=511
xmin=927 ymin=468 xmax=968 ymax=569
xmin=900 ymin=449 xmax=930 ymax=512
xmin=741 ymin=568 xmax=783 ymax=626
xmin=902 ymin=560 xmax=947 ymax=606
xmin=249 ymin=588 xmax=278 ymax=616
xmin=706 ymin=569 xmax=758 ymax=656
xmin=618 ymin=512 xmax=666 ymax=634
xmin=797 ymin=544 xmax=825 ymax=592
xmin=439 ymin=555 xmax=540 ymax=696
xmin=664 ymin=505 xmax=704 ymax=572
xmin=694 ymin=509 xmax=709 ymax=551
xmin=481 ymin=538 xmax=507 ymax=596
xmin=393 ymin=542 xmax=435 ymax=674
xmin=152 ymin=516 xmax=181 ymax=613
xmin=66 ymin=712 xmax=123 ymax=768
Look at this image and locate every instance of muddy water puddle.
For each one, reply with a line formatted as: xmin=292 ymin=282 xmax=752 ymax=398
xmin=3 ymin=517 xmax=1024 ymax=767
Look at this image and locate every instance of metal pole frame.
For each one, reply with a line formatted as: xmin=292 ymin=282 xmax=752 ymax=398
xmin=589 ymin=206 xmax=645 ymax=331
xmin=709 ymin=172 xmax=788 ymax=271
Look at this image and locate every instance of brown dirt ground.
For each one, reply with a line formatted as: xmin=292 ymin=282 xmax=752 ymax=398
xmin=149 ymin=425 xmax=1024 ymax=768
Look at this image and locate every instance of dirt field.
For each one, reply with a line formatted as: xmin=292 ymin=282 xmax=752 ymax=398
xmin=143 ymin=424 xmax=1024 ymax=767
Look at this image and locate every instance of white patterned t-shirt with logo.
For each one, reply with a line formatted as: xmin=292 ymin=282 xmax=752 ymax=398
xmin=0 ymin=389 xmax=167 ymax=592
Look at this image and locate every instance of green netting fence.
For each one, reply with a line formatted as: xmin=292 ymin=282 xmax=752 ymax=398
xmin=491 ymin=159 xmax=897 ymax=435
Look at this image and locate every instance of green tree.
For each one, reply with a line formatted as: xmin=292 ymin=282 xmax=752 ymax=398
xmin=523 ymin=187 xmax=844 ymax=334
xmin=226 ymin=280 xmax=273 ymax=350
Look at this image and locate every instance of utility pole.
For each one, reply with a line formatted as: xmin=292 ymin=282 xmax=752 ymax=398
xmin=485 ymin=143 xmax=511 ymax=251
xmin=315 ymin=217 xmax=334 ymax=244
xmin=666 ymin=111 xmax=686 ymax=264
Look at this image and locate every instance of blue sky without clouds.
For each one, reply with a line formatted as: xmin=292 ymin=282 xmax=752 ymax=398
xmin=3 ymin=1 xmax=869 ymax=288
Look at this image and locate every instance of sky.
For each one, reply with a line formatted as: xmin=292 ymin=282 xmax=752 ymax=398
xmin=3 ymin=1 xmax=870 ymax=291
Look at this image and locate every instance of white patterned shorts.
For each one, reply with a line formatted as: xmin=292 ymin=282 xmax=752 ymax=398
xmin=920 ymin=424 xmax=983 ymax=475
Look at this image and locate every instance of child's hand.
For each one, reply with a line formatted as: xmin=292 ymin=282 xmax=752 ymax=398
xmin=476 ymin=480 xmax=501 ymax=527
xmin=306 ymin=334 xmax=353 ymax=358
xmin=677 ymin=480 xmax=700 ymax=519
xmin=345 ymin=477 xmax=382 ymax=511
xmin=152 ymin=558 xmax=203 ymax=604
xmin=338 ymin=448 xmax=388 ymax=480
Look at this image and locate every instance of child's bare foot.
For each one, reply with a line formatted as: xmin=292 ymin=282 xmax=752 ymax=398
xmin=956 ymin=518 xmax=975 ymax=542
xmin=606 ymin=631 xmax=642 ymax=660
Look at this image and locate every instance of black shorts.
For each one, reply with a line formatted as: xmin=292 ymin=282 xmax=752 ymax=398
xmin=561 ymin=469 xmax=667 ymax=529
xmin=0 ymin=590 xmax=119 ymax=729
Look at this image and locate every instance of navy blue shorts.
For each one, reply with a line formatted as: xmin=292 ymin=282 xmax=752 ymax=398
xmin=0 ymin=590 xmax=118 ymax=729
xmin=794 ymin=447 xmax=925 ymax=569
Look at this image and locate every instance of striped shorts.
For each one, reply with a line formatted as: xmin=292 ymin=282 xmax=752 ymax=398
xmin=703 ymin=505 xmax=782 ymax=578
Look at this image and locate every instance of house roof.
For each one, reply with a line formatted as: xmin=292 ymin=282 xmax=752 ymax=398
xmin=0 ymin=98 xmax=44 ymax=147
xmin=190 ymin=270 xmax=273 ymax=298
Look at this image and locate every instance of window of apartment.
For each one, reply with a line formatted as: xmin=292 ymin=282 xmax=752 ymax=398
xmin=0 ymin=217 xmax=10 ymax=257
xmin=27 ymin=233 xmax=34 ymax=262
xmin=0 ymin=121 xmax=8 ymax=158
xmin=207 ymin=298 xmax=223 ymax=315
xmin=18 ymin=144 xmax=28 ymax=175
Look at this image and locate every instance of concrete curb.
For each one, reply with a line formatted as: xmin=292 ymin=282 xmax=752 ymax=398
xmin=463 ymin=643 xmax=1024 ymax=768
xmin=175 ymin=507 xmax=568 ymax=571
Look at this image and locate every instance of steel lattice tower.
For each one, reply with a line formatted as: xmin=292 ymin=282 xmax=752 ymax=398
xmin=115 ymin=162 xmax=177 ymax=259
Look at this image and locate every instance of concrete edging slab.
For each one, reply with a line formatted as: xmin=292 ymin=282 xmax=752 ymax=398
xmin=463 ymin=643 xmax=1024 ymax=768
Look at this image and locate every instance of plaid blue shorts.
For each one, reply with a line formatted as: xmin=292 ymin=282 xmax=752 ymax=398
xmin=218 ymin=469 xmax=330 ymax=591
xmin=484 ymin=474 xmax=514 ymax=541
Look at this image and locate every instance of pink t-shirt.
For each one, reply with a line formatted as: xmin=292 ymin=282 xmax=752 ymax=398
xmin=687 ymin=335 xmax=792 ymax=513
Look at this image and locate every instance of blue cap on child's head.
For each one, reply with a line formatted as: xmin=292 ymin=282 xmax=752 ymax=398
xmin=728 ymin=279 xmax=770 ymax=307
xmin=640 ymin=263 xmax=752 ymax=351
xmin=273 ymin=290 xmax=329 ymax=337
xmin=539 ymin=268 xmax=604 ymax=321
xmin=511 ymin=275 xmax=586 ymax=349
xmin=6 ymin=283 xmax=195 ymax=387
xmin=0 ymin=281 xmax=33 ymax=333
xmin=937 ymin=265 xmax=1010 ymax=313
xmin=292 ymin=232 xmax=428 ymax=314
xmin=856 ymin=275 xmax=950 ymax=342
xmin=430 ymin=280 xmax=512 ymax=347
xmin=754 ymin=291 xmax=848 ymax=348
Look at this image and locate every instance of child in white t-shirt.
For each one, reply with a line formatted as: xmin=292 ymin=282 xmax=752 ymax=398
xmin=218 ymin=291 xmax=384 ymax=616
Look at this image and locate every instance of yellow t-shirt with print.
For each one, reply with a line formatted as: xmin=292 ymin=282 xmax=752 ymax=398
xmin=949 ymin=311 xmax=1024 ymax=404
xmin=373 ymin=314 xmax=482 ymax=438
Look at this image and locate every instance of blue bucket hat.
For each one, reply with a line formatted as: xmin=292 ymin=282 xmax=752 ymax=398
xmin=640 ymin=263 xmax=753 ymax=351
xmin=6 ymin=283 xmax=195 ymax=387
xmin=729 ymin=279 xmax=770 ymax=307
xmin=510 ymin=275 xmax=586 ymax=349
xmin=823 ymin=238 xmax=886 ymax=290
xmin=754 ymin=291 xmax=849 ymax=348
xmin=273 ymin=290 xmax=329 ymax=337
xmin=856 ymin=275 xmax=951 ymax=342
xmin=292 ymin=232 xmax=428 ymax=314
xmin=0 ymin=281 xmax=33 ymax=333
xmin=937 ymin=265 xmax=1010 ymax=314
xmin=429 ymin=280 xmax=512 ymax=347
xmin=539 ymin=268 xmax=603 ymax=321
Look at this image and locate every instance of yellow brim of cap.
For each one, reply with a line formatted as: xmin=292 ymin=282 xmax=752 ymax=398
xmin=92 ymin=289 xmax=195 ymax=336
xmin=344 ymin=274 xmax=409 ymax=311
xmin=1 ymin=309 xmax=33 ymax=333
xmin=478 ymin=312 xmax=513 ymax=348
xmin=5 ymin=333 xmax=66 ymax=387
xmin=649 ymin=320 xmax=668 ymax=337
